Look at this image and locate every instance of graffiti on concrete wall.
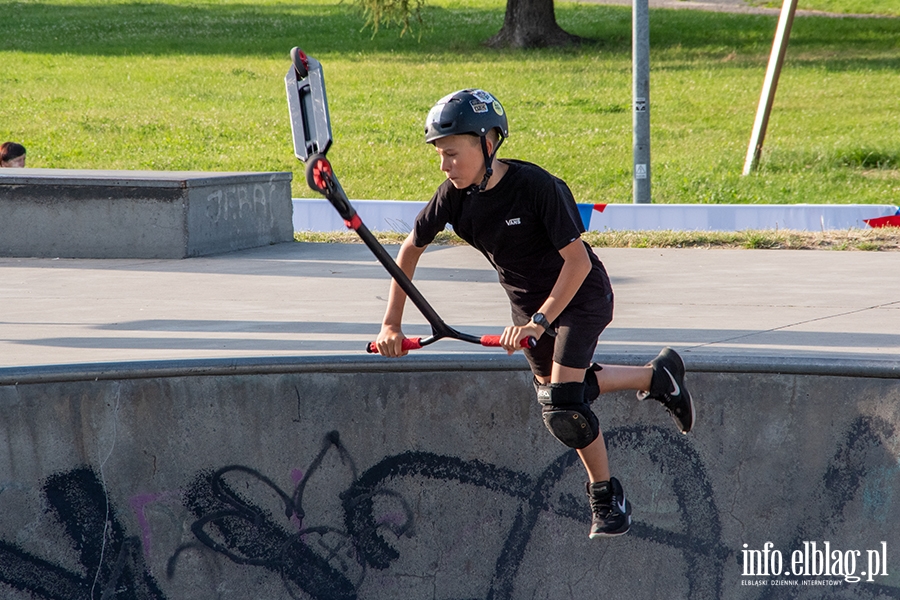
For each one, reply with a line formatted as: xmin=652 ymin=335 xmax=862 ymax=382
xmin=0 ymin=417 xmax=897 ymax=599
xmin=0 ymin=467 xmax=167 ymax=599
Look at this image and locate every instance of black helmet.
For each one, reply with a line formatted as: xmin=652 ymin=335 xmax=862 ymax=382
xmin=425 ymin=89 xmax=509 ymax=190
xmin=424 ymin=89 xmax=509 ymax=144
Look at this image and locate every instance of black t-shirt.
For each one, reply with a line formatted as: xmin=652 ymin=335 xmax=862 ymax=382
xmin=413 ymin=159 xmax=612 ymax=315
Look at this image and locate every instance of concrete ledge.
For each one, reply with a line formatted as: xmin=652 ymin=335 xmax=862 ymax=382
xmin=1 ymin=357 xmax=898 ymax=598
xmin=0 ymin=169 xmax=293 ymax=258
xmin=1 ymin=351 xmax=897 ymax=386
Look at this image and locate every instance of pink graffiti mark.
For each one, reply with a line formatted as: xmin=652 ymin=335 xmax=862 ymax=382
xmin=129 ymin=490 xmax=182 ymax=559
xmin=377 ymin=511 xmax=409 ymax=528
xmin=291 ymin=468 xmax=305 ymax=485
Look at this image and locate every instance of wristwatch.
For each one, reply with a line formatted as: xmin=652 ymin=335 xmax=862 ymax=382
xmin=531 ymin=312 xmax=557 ymax=337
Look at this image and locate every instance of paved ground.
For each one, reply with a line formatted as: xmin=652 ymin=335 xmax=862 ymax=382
xmin=2 ymin=242 xmax=898 ymax=372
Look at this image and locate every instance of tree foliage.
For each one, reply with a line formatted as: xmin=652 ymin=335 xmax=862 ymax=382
xmin=355 ymin=0 xmax=427 ymax=37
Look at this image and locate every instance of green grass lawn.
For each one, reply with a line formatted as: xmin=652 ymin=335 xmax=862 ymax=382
xmin=1 ymin=0 xmax=898 ymax=205
xmin=764 ymin=0 xmax=900 ymax=17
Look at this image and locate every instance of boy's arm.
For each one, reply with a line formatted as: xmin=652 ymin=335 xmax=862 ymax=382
xmin=540 ymin=237 xmax=593 ymax=320
xmin=500 ymin=237 xmax=592 ymax=351
xmin=375 ymin=232 xmax=428 ymax=357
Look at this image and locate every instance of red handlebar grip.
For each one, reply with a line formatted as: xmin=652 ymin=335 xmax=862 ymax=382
xmin=403 ymin=337 xmax=424 ymax=350
xmin=480 ymin=335 xmax=537 ymax=349
xmin=366 ymin=337 xmax=423 ymax=354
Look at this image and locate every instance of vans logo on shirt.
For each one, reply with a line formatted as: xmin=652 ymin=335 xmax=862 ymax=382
xmin=506 ymin=217 xmax=521 ymax=226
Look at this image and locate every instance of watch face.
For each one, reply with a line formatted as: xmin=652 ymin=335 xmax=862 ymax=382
xmin=532 ymin=313 xmax=556 ymax=337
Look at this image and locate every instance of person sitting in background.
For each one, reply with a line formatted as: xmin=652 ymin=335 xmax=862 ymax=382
xmin=0 ymin=142 xmax=26 ymax=167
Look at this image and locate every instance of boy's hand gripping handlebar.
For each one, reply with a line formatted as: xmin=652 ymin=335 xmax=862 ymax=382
xmin=367 ymin=335 xmax=536 ymax=355
xmin=286 ymin=48 xmax=536 ymax=354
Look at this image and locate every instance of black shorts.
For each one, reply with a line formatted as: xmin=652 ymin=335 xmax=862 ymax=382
xmin=513 ymin=294 xmax=614 ymax=378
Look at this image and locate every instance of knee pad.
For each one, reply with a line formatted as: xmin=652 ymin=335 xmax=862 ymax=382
xmin=533 ymin=365 xmax=602 ymax=405
xmin=584 ymin=363 xmax=602 ymax=404
xmin=535 ymin=380 xmax=600 ymax=449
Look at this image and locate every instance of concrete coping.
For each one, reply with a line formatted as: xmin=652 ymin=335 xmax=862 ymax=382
xmin=0 ymin=353 xmax=896 ymax=386
xmin=0 ymin=168 xmax=293 ymax=189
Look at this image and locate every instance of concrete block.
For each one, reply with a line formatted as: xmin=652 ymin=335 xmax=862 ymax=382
xmin=0 ymin=169 xmax=293 ymax=258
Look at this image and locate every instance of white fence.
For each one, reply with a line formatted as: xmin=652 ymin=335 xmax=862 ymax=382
xmin=293 ymin=198 xmax=899 ymax=233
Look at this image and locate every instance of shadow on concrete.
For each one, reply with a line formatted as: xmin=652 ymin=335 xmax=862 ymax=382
xmin=0 ymin=243 xmax=502 ymax=282
xmin=11 ymin=322 xmax=899 ymax=358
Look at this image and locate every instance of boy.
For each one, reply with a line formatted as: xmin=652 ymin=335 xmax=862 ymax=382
xmin=0 ymin=142 xmax=26 ymax=168
xmin=375 ymin=89 xmax=694 ymax=538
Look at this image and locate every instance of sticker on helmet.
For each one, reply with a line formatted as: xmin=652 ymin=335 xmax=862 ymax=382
xmin=471 ymin=90 xmax=495 ymax=104
xmin=470 ymin=101 xmax=488 ymax=113
xmin=493 ymin=101 xmax=504 ymax=116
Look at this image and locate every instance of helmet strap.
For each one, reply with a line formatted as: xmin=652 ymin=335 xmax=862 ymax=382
xmin=478 ymin=134 xmax=505 ymax=191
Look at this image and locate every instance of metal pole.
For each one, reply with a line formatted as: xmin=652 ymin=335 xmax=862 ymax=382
xmin=743 ymin=0 xmax=798 ymax=175
xmin=633 ymin=0 xmax=651 ymax=203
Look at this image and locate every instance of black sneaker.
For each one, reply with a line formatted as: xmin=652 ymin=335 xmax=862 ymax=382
xmin=637 ymin=347 xmax=694 ymax=434
xmin=587 ymin=478 xmax=632 ymax=539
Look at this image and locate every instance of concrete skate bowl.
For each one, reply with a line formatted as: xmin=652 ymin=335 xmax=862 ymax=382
xmin=1 ymin=354 xmax=898 ymax=599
